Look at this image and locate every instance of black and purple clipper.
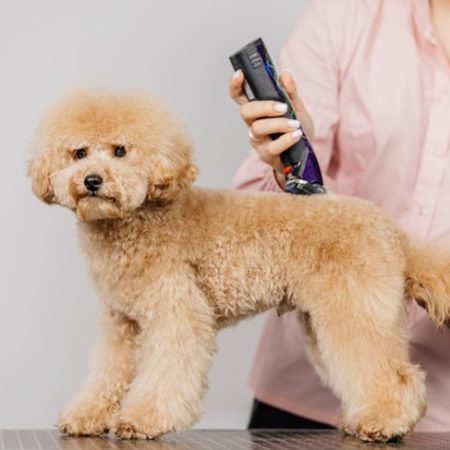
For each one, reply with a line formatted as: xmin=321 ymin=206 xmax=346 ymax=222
xmin=230 ymin=38 xmax=326 ymax=195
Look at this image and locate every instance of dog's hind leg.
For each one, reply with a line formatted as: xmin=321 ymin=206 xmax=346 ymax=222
xmin=298 ymin=274 xmax=426 ymax=442
xmin=58 ymin=308 xmax=139 ymax=436
xmin=111 ymin=269 xmax=216 ymax=439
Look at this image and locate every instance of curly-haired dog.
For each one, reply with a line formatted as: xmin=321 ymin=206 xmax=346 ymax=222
xmin=28 ymin=90 xmax=450 ymax=442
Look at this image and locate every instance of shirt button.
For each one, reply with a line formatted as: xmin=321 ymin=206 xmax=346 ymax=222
xmin=437 ymin=88 xmax=449 ymax=99
xmin=431 ymin=145 xmax=443 ymax=157
xmin=425 ymin=29 xmax=436 ymax=44
xmin=419 ymin=207 xmax=428 ymax=216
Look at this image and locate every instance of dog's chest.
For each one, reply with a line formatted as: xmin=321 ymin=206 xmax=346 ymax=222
xmin=78 ymin=221 xmax=163 ymax=316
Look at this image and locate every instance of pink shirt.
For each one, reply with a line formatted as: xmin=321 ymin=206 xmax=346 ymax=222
xmin=234 ymin=0 xmax=450 ymax=431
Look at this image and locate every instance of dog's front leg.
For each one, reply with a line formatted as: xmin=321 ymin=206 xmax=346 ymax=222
xmin=111 ymin=274 xmax=216 ymax=439
xmin=58 ymin=308 xmax=138 ymax=436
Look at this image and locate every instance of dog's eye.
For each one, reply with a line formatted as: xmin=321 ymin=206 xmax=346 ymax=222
xmin=114 ymin=146 xmax=127 ymax=157
xmin=74 ymin=148 xmax=87 ymax=159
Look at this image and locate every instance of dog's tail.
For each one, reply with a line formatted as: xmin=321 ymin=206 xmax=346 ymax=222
xmin=404 ymin=238 xmax=450 ymax=326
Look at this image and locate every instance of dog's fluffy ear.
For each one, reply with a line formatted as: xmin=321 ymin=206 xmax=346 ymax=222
xmin=27 ymin=151 xmax=56 ymax=204
xmin=146 ymin=127 xmax=199 ymax=202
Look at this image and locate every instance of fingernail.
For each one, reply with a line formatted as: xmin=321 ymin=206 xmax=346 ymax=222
xmin=233 ymin=69 xmax=242 ymax=79
xmin=288 ymin=119 xmax=300 ymax=129
xmin=292 ymin=129 xmax=302 ymax=139
xmin=275 ymin=103 xmax=288 ymax=113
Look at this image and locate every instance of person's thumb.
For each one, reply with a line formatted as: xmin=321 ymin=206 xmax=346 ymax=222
xmin=279 ymin=71 xmax=315 ymax=139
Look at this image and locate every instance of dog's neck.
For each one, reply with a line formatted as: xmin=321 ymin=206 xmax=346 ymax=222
xmin=80 ymin=198 xmax=171 ymax=235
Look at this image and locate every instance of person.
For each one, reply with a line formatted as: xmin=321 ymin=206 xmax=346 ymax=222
xmin=229 ymin=0 xmax=450 ymax=431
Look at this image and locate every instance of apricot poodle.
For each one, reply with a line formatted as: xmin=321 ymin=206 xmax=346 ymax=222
xmin=28 ymin=89 xmax=450 ymax=442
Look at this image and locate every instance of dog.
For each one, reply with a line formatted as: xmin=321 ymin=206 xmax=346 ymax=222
xmin=28 ymin=89 xmax=450 ymax=442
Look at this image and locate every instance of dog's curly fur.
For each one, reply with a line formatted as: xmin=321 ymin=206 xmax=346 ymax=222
xmin=28 ymin=89 xmax=450 ymax=442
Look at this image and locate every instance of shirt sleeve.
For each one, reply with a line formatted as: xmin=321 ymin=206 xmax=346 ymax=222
xmin=233 ymin=0 xmax=340 ymax=192
xmin=233 ymin=149 xmax=284 ymax=192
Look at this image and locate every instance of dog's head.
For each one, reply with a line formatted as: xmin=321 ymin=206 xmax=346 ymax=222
xmin=28 ymin=89 xmax=198 ymax=221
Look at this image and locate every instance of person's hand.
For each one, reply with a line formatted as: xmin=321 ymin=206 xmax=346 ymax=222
xmin=229 ymin=70 xmax=314 ymax=185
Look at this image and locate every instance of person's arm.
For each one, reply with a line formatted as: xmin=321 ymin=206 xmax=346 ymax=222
xmin=233 ymin=0 xmax=340 ymax=192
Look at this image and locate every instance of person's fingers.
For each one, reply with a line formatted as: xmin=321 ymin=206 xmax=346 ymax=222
xmin=264 ymin=129 xmax=303 ymax=159
xmin=229 ymin=70 xmax=248 ymax=105
xmin=279 ymin=71 xmax=315 ymax=139
xmin=250 ymin=117 xmax=301 ymax=141
xmin=240 ymin=100 xmax=289 ymax=125
xmin=230 ymin=68 xmax=315 ymax=176
xmin=251 ymin=143 xmax=284 ymax=173
xmin=250 ymin=129 xmax=302 ymax=173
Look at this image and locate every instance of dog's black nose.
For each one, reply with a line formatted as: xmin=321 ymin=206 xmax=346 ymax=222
xmin=84 ymin=174 xmax=103 ymax=192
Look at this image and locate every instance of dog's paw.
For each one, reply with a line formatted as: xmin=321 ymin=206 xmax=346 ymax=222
xmin=58 ymin=402 xmax=112 ymax=437
xmin=349 ymin=420 xmax=409 ymax=443
xmin=111 ymin=407 xmax=174 ymax=440
xmin=340 ymin=364 xmax=426 ymax=443
xmin=339 ymin=409 xmax=417 ymax=443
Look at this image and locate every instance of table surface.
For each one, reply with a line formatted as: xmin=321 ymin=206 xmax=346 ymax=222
xmin=1 ymin=430 xmax=450 ymax=450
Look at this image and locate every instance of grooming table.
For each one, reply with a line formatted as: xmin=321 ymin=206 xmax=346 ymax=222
xmin=1 ymin=430 xmax=449 ymax=450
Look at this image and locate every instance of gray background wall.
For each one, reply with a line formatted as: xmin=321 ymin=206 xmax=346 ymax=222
xmin=0 ymin=0 xmax=307 ymax=429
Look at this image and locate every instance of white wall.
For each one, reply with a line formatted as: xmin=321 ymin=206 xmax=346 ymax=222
xmin=0 ymin=0 xmax=307 ymax=429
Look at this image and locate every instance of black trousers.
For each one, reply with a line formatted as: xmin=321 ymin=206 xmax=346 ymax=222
xmin=248 ymin=399 xmax=334 ymax=430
